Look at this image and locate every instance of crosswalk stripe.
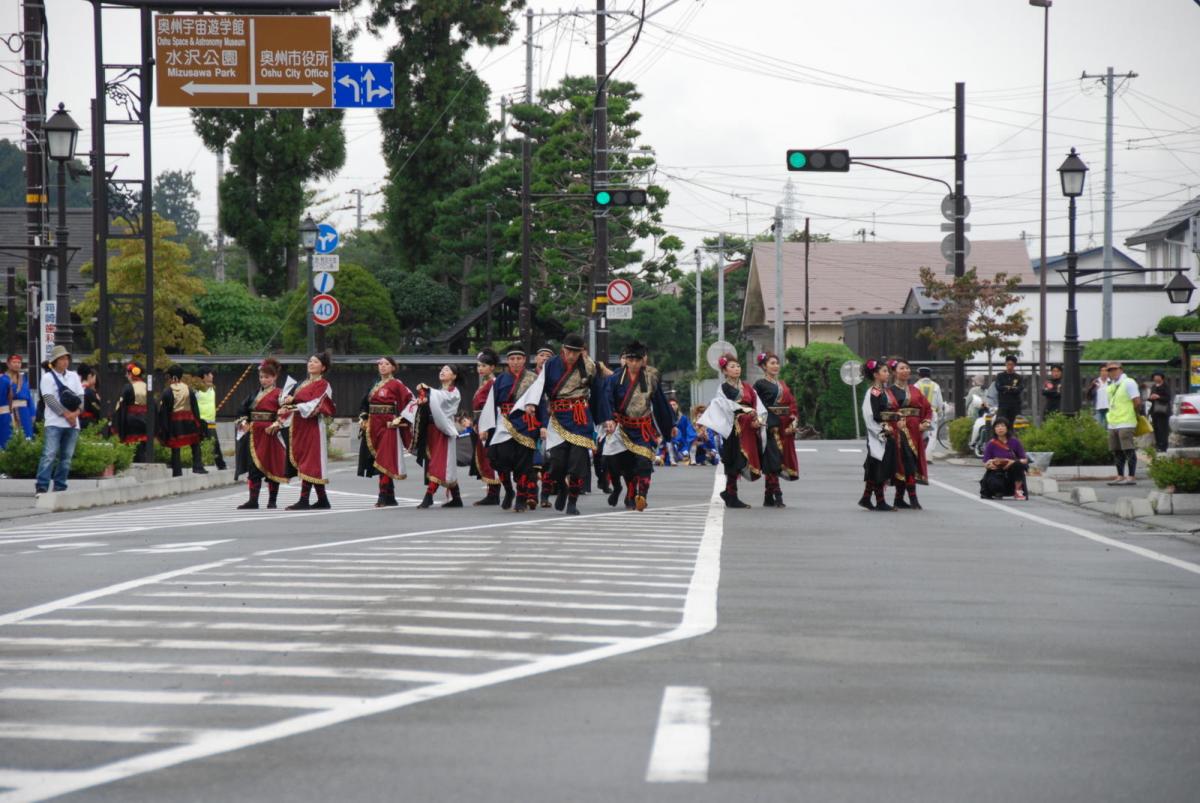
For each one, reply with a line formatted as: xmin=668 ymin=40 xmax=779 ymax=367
xmin=159 ymin=580 xmax=688 ymax=600
xmin=0 ymin=659 xmax=462 ymax=684
xmin=201 ymin=571 xmax=690 ymax=588
xmin=0 ymin=688 xmax=358 ymax=709
xmin=0 ymin=723 xmax=240 ymax=745
xmin=138 ymin=591 xmax=685 ymax=612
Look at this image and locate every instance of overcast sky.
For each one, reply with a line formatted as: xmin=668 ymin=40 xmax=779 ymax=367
xmin=5 ymin=0 xmax=1199 ymax=267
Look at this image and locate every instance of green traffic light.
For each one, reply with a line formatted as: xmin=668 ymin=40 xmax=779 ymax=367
xmin=595 ymin=190 xmax=612 ymax=205
xmin=788 ymin=151 xmax=807 ymax=170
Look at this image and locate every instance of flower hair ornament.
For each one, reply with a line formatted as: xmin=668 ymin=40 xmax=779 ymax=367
xmin=886 ymin=359 xmax=899 ymax=370
xmin=126 ymin=363 xmax=142 ymax=377
xmin=756 ymin=351 xmax=778 ymax=367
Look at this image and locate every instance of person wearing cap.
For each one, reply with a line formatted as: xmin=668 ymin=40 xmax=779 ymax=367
xmin=913 ymin=367 xmax=944 ymax=442
xmin=357 ymin=355 xmax=414 ymax=507
xmin=234 ymin=357 xmax=288 ymax=509
xmin=754 ymin=352 xmax=799 ymax=507
xmin=414 ymin=364 xmax=464 ymax=508
xmin=0 ymin=354 xmax=35 ymax=446
xmin=158 ymin=365 xmax=207 ymax=477
xmin=35 ymin=344 xmax=85 ymax=495
xmin=1041 ymin=364 xmax=1063 ymax=417
xmin=603 ymin=341 xmax=675 ymax=511
xmin=113 ymin=361 xmax=150 ymax=461
xmin=481 ymin=344 xmax=545 ymax=512
xmin=995 ymin=355 xmax=1025 ymax=425
xmin=469 ymin=348 xmax=506 ymax=506
xmin=1104 ymin=361 xmax=1142 ymax=486
xmin=194 ymin=365 xmax=227 ymax=471
xmin=697 ymin=352 xmax=766 ymax=509
xmin=538 ymin=333 xmax=610 ymax=515
xmin=279 ymin=352 xmax=336 ymax=509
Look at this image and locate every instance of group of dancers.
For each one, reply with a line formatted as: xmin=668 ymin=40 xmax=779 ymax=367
xmin=859 ymin=357 xmax=933 ymax=511
xmin=228 ymin=338 xmax=806 ymax=513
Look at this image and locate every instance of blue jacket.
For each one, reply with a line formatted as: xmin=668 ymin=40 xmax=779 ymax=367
xmin=541 ymin=355 xmax=611 ymax=448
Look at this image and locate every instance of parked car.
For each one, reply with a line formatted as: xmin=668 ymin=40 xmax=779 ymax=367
xmin=1169 ymin=393 xmax=1200 ymax=436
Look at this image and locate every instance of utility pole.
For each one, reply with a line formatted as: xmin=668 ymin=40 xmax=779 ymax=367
xmin=954 ymin=82 xmax=967 ymax=418
xmin=773 ymin=206 xmax=784 ymax=358
xmin=717 ymin=233 xmax=725 ymax=345
xmin=23 ymin=0 xmax=46 ymax=376
xmin=349 ymin=188 xmax=363 ymax=230
xmin=803 ymin=217 xmax=811 ymax=346
xmin=592 ymin=0 xmax=609 ymax=361
xmin=520 ymin=7 xmax=534 ymax=351
xmin=694 ymin=248 xmax=702 ymax=373
xmin=1082 ymin=67 xmax=1136 ymax=340
xmin=215 ymin=146 xmax=226 ymax=281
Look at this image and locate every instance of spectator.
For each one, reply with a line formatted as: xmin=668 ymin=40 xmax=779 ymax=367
xmin=76 ymin=363 xmax=103 ymax=430
xmin=914 ymin=367 xmax=944 ymax=444
xmin=1087 ymin=366 xmax=1110 ymax=426
xmin=995 ymin=355 xmax=1024 ymax=423
xmin=1042 ymin=364 xmax=1063 ymax=417
xmin=980 ymin=416 xmax=1029 ymax=501
xmin=36 ymin=344 xmax=84 ymax=496
xmin=1104 ymin=361 xmax=1141 ymax=485
xmin=1147 ymin=371 xmax=1171 ymax=454
xmin=195 ymin=365 xmax=227 ymax=471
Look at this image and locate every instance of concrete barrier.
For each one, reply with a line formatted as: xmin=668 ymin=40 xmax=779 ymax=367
xmin=1114 ymin=497 xmax=1154 ymax=520
xmin=1025 ymin=476 xmax=1059 ymax=496
xmin=1070 ymin=487 xmax=1098 ymax=505
xmin=34 ymin=468 xmax=238 ymax=512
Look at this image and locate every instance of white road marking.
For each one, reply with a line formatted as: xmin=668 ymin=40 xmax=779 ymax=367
xmin=796 ymin=448 xmax=818 ymax=452
xmin=0 ymin=687 xmax=358 ymax=709
xmin=0 ymin=723 xmax=239 ymax=745
xmin=929 ymin=478 xmax=1200 ymax=577
xmin=159 ymin=580 xmax=687 ymax=600
xmin=837 ymin=448 xmax=863 ymax=453
xmin=645 ymin=686 xmax=712 ymax=783
xmin=0 ymin=659 xmax=462 ymax=684
xmin=139 ymin=591 xmax=684 ymax=613
xmin=202 ymin=571 xmax=689 ymax=588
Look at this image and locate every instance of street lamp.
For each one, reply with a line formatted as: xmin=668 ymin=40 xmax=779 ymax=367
xmin=1058 ymin=147 xmax=1088 ymax=415
xmin=300 ymin=216 xmax=318 ymax=355
xmin=1166 ymin=272 xmax=1196 ymax=305
xmin=44 ymin=103 xmax=81 ymax=353
xmin=1030 ymin=0 xmax=1050 ymax=422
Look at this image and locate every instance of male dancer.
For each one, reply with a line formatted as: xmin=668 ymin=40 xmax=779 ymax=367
xmin=481 ymin=345 xmax=545 ymax=512
xmin=602 ymin=341 xmax=674 ymax=511
xmin=540 ymin=333 xmax=609 ymax=515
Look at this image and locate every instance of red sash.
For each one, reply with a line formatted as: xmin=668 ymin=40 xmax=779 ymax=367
xmin=366 ymin=378 xmax=412 ymax=480
xmin=287 ymin=379 xmax=335 ymax=484
xmin=249 ymin=388 xmax=288 ymax=483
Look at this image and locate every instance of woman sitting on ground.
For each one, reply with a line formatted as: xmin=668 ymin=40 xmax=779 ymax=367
xmin=980 ymin=416 xmax=1029 ymax=501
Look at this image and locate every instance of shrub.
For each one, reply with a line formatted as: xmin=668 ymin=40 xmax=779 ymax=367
xmin=1020 ymin=413 xmax=1110 ymax=465
xmin=0 ymin=424 xmax=137 ymax=479
xmin=1147 ymin=453 xmax=1200 ymax=492
xmin=153 ymin=436 xmax=216 ymax=465
xmin=949 ymin=416 xmax=974 ymax=454
xmin=780 ymin=342 xmax=863 ymax=439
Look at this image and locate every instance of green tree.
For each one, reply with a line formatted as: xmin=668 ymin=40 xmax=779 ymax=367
xmin=355 ymin=0 xmax=524 ymax=277
xmin=75 ymin=215 xmax=207 ymax=368
xmin=780 ymin=342 xmax=863 ymax=439
xmin=280 ymin=262 xmax=400 ymax=354
xmin=153 ymin=169 xmax=201 ymax=240
xmin=194 ymin=279 xmax=283 ymax=353
xmin=609 ymin=293 xmax=694 ymax=374
xmin=917 ymin=267 xmax=1029 ymax=379
xmin=388 ymin=271 xmax=460 ymax=348
xmin=0 ymin=138 xmax=90 ymax=207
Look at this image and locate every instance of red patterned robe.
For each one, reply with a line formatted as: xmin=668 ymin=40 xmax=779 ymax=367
xmin=471 ymin=377 xmax=499 ymax=485
xmin=283 ymin=378 xmax=336 ymax=484
xmin=365 ymin=378 xmax=413 ymax=481
xmin=247 ymin=386 xmax=288 ymax=483
xmin=755 ymin=377 xmax=799 ymax=479
xmin=894 ymin=381 xmax=932 ymax=483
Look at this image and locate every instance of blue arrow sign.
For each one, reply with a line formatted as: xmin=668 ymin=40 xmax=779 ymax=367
xmin=315 ymin=223 xmax=339 ymax=254
xmin=333 ymin=62 xmax=395 ymax=109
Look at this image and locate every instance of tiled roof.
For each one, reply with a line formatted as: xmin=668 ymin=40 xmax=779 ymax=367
xmin=1125 ymin=195 xmax=1200 ymax=246
xmin=746 ymin=239 xmax=1032 ymax=326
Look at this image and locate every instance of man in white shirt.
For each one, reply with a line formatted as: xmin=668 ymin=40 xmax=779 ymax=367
xmin=36 ymin=344 xmax=85 ymax=495
xmin=1089 ymin=366 xmax=1110 ymax=426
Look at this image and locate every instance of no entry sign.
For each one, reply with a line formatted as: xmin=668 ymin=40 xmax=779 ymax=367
xmin=312 ymin=293 xmax=340 ymax=326
xmin=606 ymin=278 xmax=633 ymax=305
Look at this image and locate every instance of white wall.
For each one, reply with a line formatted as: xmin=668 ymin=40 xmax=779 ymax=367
xmin=1014 ymin=288 xmax=1188 ymax=362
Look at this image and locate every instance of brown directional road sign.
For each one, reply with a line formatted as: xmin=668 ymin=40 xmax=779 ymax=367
xmin=155 ymin=15 xmax=333 ymax=108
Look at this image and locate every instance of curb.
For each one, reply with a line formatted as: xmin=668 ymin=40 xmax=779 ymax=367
xmin=33 ymin=469 xmax=239 ymax=512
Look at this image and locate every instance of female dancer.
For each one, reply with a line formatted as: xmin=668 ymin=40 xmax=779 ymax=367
xmin=359 ymin=356 xmax=413 ymax=507
xmin=113 ymin=362 xmax=149 ymax=460
xmin=235 ymin=358 xmax=288 ymax=509
xmin=860 ymin=359 xmax=897 ymax=511
xmin=753 ymin=352 xmax=799 ymax=507
xmin=280 ymin=352 xmax=335 ymax=510
xmin=157 ymin=365 xmax=206 ymax=477
xmin=889 ymin=358 xmax=930 ymax=509
xmin=698 ymin=353 xmax=765 ymax=509
xmin=415 ymin=364 xmax=463 ymax=509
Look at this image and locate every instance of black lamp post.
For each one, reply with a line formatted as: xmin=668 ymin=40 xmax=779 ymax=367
xmin=300 ymin=216 xmax=318 ymax=355
xmin=43 ymin=103 xmax=81 ymax=352
xmin=1058 ymin=147 xmax=1088 ymax=415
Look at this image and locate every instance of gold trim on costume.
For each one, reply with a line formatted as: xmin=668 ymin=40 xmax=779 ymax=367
xmin=248 ymin=428 xmax=288 ymax=484
xmin=501 ymin=415 xmax=537 ymax=450
xmin=616 ymin=426 xmax=656 ymax=461
xmin=551 ymin=417 xmax=597 ymax=450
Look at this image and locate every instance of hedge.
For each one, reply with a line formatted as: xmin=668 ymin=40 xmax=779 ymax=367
xmin=780 ymin=342 xmax=863 ymax=439
xmin=1148 ymin=453 xmax=1200 ymax=492
xmin=949 ymin=416 xmax=974 ymax=455
xmin=0 ymin=423 xmax=137 ymax=479
xmin=1019 ymin=413 xmax=1111 ymax=466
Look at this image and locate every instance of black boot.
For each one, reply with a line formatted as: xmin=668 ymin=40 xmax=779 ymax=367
xmin=554 ymin=486 xmax=568 ymax=512
xmin=607 ymin=478 xmax=623 ymax=508
xmin=192 ymin=447 xmax=208 ymax=475
xmin=774 ymin=492 xmax=786 ymax=509
xmin=474 ymin=485 xmax=501 ymax=506
xmin=763 ymin=491 xmax=776 ymax=508
xmin=417 ymin=492 xmax=434 ymax=509
xmin=311 ymin=486 xmax=331 ymax=510
xmin=565 ymin=497 xmax=580 ymax=516
xmin=237 ymin=482 xmax=260 ymax=510
xmin=171 ymin=448 xmax=183 ymax=478
xmin=443 ymin=486 xmax=463 ymax=508
xmin=501 ymin=478 xmax=515 ymax=510
xmin=907 ymin=488 xmax=922 ymax=510
xmin=266 ymin=483 xmax=279 ymax=509
xmin=873 ymin=491 xmax=893 ymax=511
xmin=858 ymin=494 xmax=875 ymax=511
xmin=892 ymin=490 xmax=911 ymax=509
xmin=720 ymin=490 xmax=751 ymax=509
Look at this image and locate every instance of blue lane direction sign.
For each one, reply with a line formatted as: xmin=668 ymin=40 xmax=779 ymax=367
xmin=333 ymin=62 xmax=395 ymax=109
xmin=313 ymin=271 xmax=335 ymax=294
xmin=315 ymin=223 xmax=339 ymax=254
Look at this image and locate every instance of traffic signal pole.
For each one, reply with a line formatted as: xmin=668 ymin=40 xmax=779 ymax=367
xmin=520 ymin=7 xmax=534 ymax=351
xmin=954 ymin=81 xmax=967 ymax=418
xmin=592 ymin=0 xmax=609 ymax=362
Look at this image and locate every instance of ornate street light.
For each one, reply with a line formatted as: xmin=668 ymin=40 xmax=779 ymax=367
xmin=1058 ymin=148 xmax=1088 ymax=198
xmin=43 ymin=103 xmax=82 ymax=351
xmin=1166 ymin=272 xmax=1196 ymax=306
xmin=1059 ymin=148 xmax=1088 ymax=415
xmin=300 ymin=216 xmax=319 ymax=253
xmin=300 ymin=216 xmax=319 ymax=354
xmin=43 ymin=103 xmax=80 ymax=163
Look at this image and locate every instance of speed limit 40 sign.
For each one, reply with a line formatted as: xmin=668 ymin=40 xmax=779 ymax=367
xmin=312 ymin=293 xmax=340 ymax=326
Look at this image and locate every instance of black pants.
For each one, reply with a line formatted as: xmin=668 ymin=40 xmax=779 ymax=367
xmin=207 ymin=423 xmax=226 ymax=469
xmin=1152 ymin=412 xmax=1169 ymax=452
xmin=548 ymin=443 xmax=590 ymax=485
xmin=981 ymin=462 xmax=1026 ymax=498
xmin=998 ymin=404 xmax=1021 ymax=425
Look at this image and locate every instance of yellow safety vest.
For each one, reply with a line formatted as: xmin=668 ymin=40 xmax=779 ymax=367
xmin=1105 ymin=377 xmax=1137 ymax=428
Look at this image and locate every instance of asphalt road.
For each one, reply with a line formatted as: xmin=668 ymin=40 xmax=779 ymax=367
xmin=0 ymin=443 xmax=1198 ymax=802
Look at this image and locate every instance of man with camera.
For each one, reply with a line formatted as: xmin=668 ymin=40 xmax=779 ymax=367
xmin=36 ymin=344 xmax=85 ymax=495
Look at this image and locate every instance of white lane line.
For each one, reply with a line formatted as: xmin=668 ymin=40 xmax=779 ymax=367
xmin=0 ymin=723 xmax=239 ymax=745
xmin=137 ymin=591 xmax=684 ymax=613
xmin=16 ymin=619 xmax=626 ymax=645
xmin=837 ymin=448 xmax=862 ymax=453
xmin=929 ymin=478 xmax=1200 ymax=577
xmin=796 ymin=448 xmax=818 ymax=453
xmin=159 ymin=580 xmax=687 ymax=600
xmin=0 ymin=688 xmax=357 ymax=710
xmin=0 ymin=659 xmax=460 ymax=684
xmin=201 ymin=571 xmax=689 ymax=589
xmin=76 ymin=603 xmax=671 ymax=629
xmin=0 ymin=475 xmax=725 ymax=803
xmin=645 ymin=686 xmax=712 ymax=783
xmin=0 ymin=636 xmax=545 ymax=663
xmin=258 ymin=558 xmax=694 ymax=572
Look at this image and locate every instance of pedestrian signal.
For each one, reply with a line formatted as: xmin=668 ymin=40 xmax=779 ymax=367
xmin=786 ymin=149 xmax=850 ymax=172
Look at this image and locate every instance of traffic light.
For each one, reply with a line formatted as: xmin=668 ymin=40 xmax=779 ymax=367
xmin=593 ymin=188 xmax=648 ymax=207
xmin=785 ymin=149 xmax=850 ymax=172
